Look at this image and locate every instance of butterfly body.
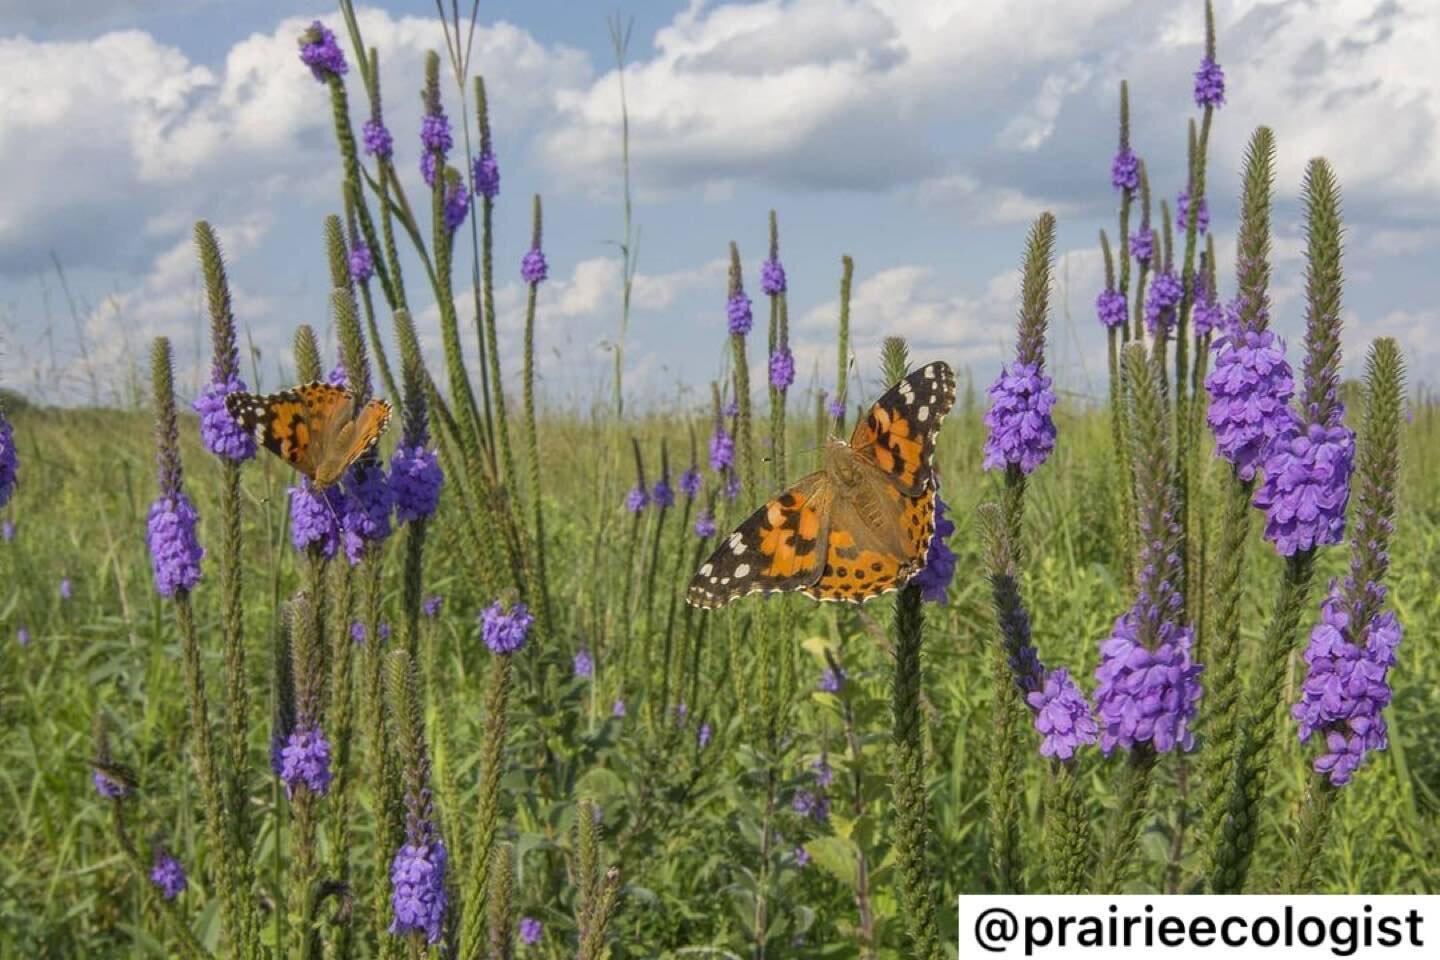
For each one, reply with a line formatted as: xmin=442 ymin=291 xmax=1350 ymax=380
xmin=687 ymin=361 xmax=955 ymax=609
xmin=225 ymin=381 xmax=392 ymax=490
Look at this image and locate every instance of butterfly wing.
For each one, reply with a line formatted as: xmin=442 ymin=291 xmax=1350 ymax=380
xmin=802 ymin=469 xmax=935 ymax=603
xmin=686 ymin=472 xmax=832 ymax=609
xmin=848 ymin=361 xmax=956 ymax=495
xmin=227 ymin=386 xmax=327 ymax=477
xmin=313 ymin=396 xmax=392 ymax=489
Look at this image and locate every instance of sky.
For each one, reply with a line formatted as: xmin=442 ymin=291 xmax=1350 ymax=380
xmin=1 ymin=0 xmax=1437 ymax=413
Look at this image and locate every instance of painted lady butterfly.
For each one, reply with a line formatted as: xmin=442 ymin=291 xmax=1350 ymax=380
xmin=226 ymin=382 xmax=392 ymax=490
xmin=687 ymin=361 xmax=956 ymax=608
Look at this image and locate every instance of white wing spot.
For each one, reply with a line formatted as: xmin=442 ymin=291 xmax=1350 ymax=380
xmin=720 ymin=577 xmax=731 ymax=585
xmin=734 ymin=563 xmax=751 ymax=578
xmin=923 ymin=364 xmax=934 ymax=377
xmin=917 ymin=406 xmax=930 ymax=422
xmin=731 ymin=540 xmax=746 ymax=555
xmin=699 ymin=563 xmax=713 ymax=577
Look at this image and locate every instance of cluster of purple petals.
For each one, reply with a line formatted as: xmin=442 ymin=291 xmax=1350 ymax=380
xmin=280 ymin=723 xmax=333 ymax=796
xmin=194 ymin=377 xmax=258 ymax=461
xmin=1027 ymin=668 xmax=1099 ymax=760
xmin=1111 ymin=148 xmax=1139 ymax=193
xmin=423 ymin=595 xmax=443 ymax=618
xmin=678 ymin=466 xmax=702 ymax=500
xmin=612 ymin=698 xmax=627 ymax=717
xmin=1096 ymin=289 xmax=1127 ymax=330
xmin=1204 ymin=329 xmax=1296 ymax=481
xmin=792 ymin=790 xmax=824 ymax=819
xmin=389 ymin=838 xmax=448 ymax=944
xmin=481 ymin=601 xmax=533 ymax=655
xmin=93 ymin=768 xmax=129 ymax=799
xmin=2 ymin=518 xmax=13 ymax=541
xmin=147 ymin=494 xmax=204 ymax=597
xmin=709 ymin=428 xmax=734 ymax=472
xmin=390 ymin=446 xmax=443 ymax=524
xmin=794 ymin=846 xmax=811 ymax=867
xmin=474 ymin=149 xmax=500 ymax=200
xmin=520 ymin=247 xmax=548 ymax=285
xmin=1130 ymin=227 xmax=1155 ymax=265
xmin=1253 ymin=417 xmax=1355 ymax=556
xmin=727 ymin=292 xmax=753 ymax=336
xmin=652 ymin=476 xmax=675 ymax=509
xmin=698 ymin=723 xmax=713 ymax=748
xmin=519 ymin=917 xmax=543 ymax=946
xmin=16 ymin=626 xmax=29 ymax=645
xmin=419 ymin=114 xmax=452 ymax=186
xmin=911 ymin=492 xmax=955 ymax=603
xmin=722 ymin=470 xmax=741 ymax=502
xmin=298 ymin=21 xmax=347 ymax=81
xmin=1194 ymin=57 xmax=1226 ymax=108
xmin=812 ymin=756 xmax=833 ymax=787
xmin=443 ymin=177 xmax=470 ymax=233
xmin=349 ymin=240 xmax=374 ymax=283
xmin=1191 ymin=290 xmax=1225 ymax=337
xmin=760 ymin=257 xmax=787 ymax=295
xmin=573 ymin=647 xmax=593 ymax=679
xmin=818 ymin=665 xmax=845 ymax=693
xmin=341 ymin=465 xmax=393 ymax=564
xmin=150 ymin=852 xmax=187 ymax=900
xmin=770 ymin=347 xmax=795 ymax=390
xmin=363 ymin=119 xmax=393 ymax=159
xmin=1176 ymin=190 xmax=1210 ymax=235
xmin=827 ymin=395 xmax=846 ymax=420
xmin=290 ymin=482 xmax=343 ymax=559
xmin=1293 ymin=583 xmax=1401 ymax=785
xmin=982 ymin=361 xmax=1057 ymax=475
xmin=327 ymin=362 xmax=349 ymax=387
xmin=61 ymin=577 xmax=73 ymax=600
xmin=722 ymin=399 xmax=740 ymax=418
xmin=351 ymin=621 xmax=367 ymax=645
xmin=625 ymin=484 xmax=648 ymax=513
xmin=1093 ymin=610 xmax=1204 ymax=754
xmin=694 ymin=509 xmax=717 ymax=538
xmin=1145 ymin=271 xmax=1183 ymax=336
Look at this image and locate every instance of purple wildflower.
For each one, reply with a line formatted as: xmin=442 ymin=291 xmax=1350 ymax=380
xmin=812 ymin=756 xmax=833 ymax=787
xmin=910 ymin=491 xmax=955 ymax=603
xmin=443 ymin=176 xmax=470 ymax=233
xmin=794 ymin=846 xmax=811 ymax=867
xmin=1145 ymin=271 xmax=1183 ymax=337
xmin=389 ymin=445 xmax=443 ymax=524
xmin=694 ymin=509 xmax=717 ymax=539
xmin=419 ymin=114 xmax=452 ymax=186
xmin=379 ymin=622 xmax=391 ymax=641
xmin=652 ymin=476 xmax=675 ymax=509
xmin=351 ymin=621 xmax=367 ymax=645
xmin=1176 ymin=190 xmax=1210 ymax=235
xmin=327 ymin=362 xmax=348 ymax=387
xmin=573 ymin=648 xmax=593 ymax=679
xmin=16 ymin=626 xmax=29 ymax=646
xmin=612 ymin=698 xmax=627 ymax=717
xmin=349 ymin=240 xmax=374 ymax=283
xmin=150 ymin=851 xmax=187 ymax=900
xmin=1096 ymin=289 xmax=1127 ymax=330
xmin=521 ymin=247 xmax=548 ymax=285
xmin=0 ymin=415 xmax=14 ymax=508
xmin=769 ymin=348 xmax=795 ymax=390
xmin=146 ymin=494 xmax=204 ymax=597
xmin=722 ymin=469 xmax=741 ymax=502
xmin=194 ymin=377 xmax=257 ymax=461
xmin=722 ymin=399 xmax=740 ymax=418
xmin=340 ymin=465 xmax=393 ymax=565
xmin=423 ymin=595 xmax=443 ymax=618
xmin=93 ymin=768 xmax=129 ymax=799
xmin=60 ymin=578 xmax=72 ymax=601
xmin=298 ymin=21 xmax=347 ymax=81
xmin=474 ymin=149 xmax=500 ymax=200
xmin=1205 ymin=330 xmax=1296 ymax=481
xmin=289 ymin=481 xmax=342 ymax=559
xmin=480 ymin=601 xmax=533 ymax=656
xmin=1194 ymin=57 xmax=1226 ymax=109
xmin=1111 ymin=148 xmax=1139 ymax=193
xmin=709 ymin=428 xmax=734 ymax=472
xmin=727 ymin=292 xmax=753 ymax=336
xmin=1 ymin=519 xmax=13 ymax=542
xmin=678 ymin=466 xmax=702 ymax=500
xmin=1192 ymin=290 xmax=1224 ymax=338
xmin=982 ymin=361 xmax=1057 ymax=474
xmin=280 ymin=723 xmax=332 ymax=797
xmin=389 ymin=839 xmax=447 ymax=943
xmin=1093 ymin=610 xmax=1203 ymax=755
xmin=791 ymin=790 xmax=816 ymax=816
xmin=1027 ymin=668 xmax=1099 ymax=760
xmin=698 ymin=723 xmax=713 ymax=749
xmin=1130 ymin=227 xmax=1155 ymax=265
xmin=1253 ymin=417 xmax=1355 ymax=556
xmin=363 ymin=119 xmax=393 ymax=159
xmin=519 ymin=916 xmax=543 ymax=946
xmin=818 ymin=665 xmax=845 ymax=693
xmin=761 ymin=257 xmax=787 ymax=295
xmin=625 ymin=484 xmax=648 ymax=513
xmin=827 ymin=396 xmax=846 ymax=419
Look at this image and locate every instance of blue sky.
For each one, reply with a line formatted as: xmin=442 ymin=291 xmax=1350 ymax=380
xmin=2 ymin=1 xmax=1437 ymax=411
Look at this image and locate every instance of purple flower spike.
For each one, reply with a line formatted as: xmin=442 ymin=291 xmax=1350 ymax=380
xmin=625 ymin=485 xmax=648 ymax=513
xmin=194 ymin=377 xmax=257 ymax=462
xmin=390 ymin=445 xmax=443 ymax=524
xmin=60 ymin=577 xmax=72 ymax=600
xmin=1192 ymin=291 xmax=1224 ymax=338
xmin=443 ymin=176 xmax=470 ymax=233
xmin=1093 ymin=610 xmax=1204 ymax=755
xmin=794 ymin=846 xmax=811 ymax=867
xmin=521 ymin=247 xmax=548 ymax=285
xmin=698 ymin=723 xmax=713 ymax=748
xmin=722 ymin=399 xmax=740 ymax=418
xmin=694 ymin=509 xmax=717 ymax=538
xmin=1194 ymin=57 xmax=1226 ymax=109
xmin=289 ymin=481 xmax=343 ymax=559
xmin=761 ymin=257 xmax=787 ymax=295
xmin=679 ymin=466 xmax=702 ymax=500
xmin=727 ymin=292 xmax=753 ymax=336
xmin=480 ymin=601 xmax=533 ymax=655
xmin=340 ymin=465 xmax=393 ymax=565
xmin=652 ymin=477 xmax=675 ymax=509
xmin=474 ymin=149 xmax=500 ymax=200
xmin=363 ymin=119 xmax=393 ymax=159
xmin=612 ymin=698 xmax=627 ymax=717
xmin=573 ymin=647 xmax=593 ymax=679
xmin=280 ymin=723 xmax=332 ymax=797
xmin=1176 ymin=190 xmax=1210 ymax=235
xmin=1145 ymin=271 xmax=1183 ymax=337
xmin=1130 ymin=227 xmax=1155 ymax=265
xmin=982 ymin=361 xmax=1057 ymax=474
xmin=708 ymin=428 xmax=734 ymax=472
xmin=769 ymin=348 xmax=795 ymax=390
xmin=423 ymin=595 xmax=443 ymax=618
xmin=146 ymin=493 xmax=204 ymax=597
xmin=0 ymin=415 xmax=14 ymax=508
xmin=910 ymin=491 xmax=955 ymax=603
xmin=16 ymin=626 xmax=29 ymax=646
xmin=1205 ymin=329 xmax=1296 ymax=481
xmin=420 ymin=113 xmax=452 ymax=162
xmin=150 ymin=851 xmax=187 ymax=900
xmin=93 ymin=768 xmax=129 ymax=799
xmin=1096 ymin=289 xmax=1126 ymax=330
xmin=349 ymin=240 xmax=374 ymax=283
xmin=298 ymin=21 xmax=347 ymax=81
xmin=791 ymin=790 xmax=816 ymax=816
xmin=1111 ymin=148 xmax=1139 ymax=193
xmin=818 ymin=665 xmax=845 ymax=693
xmin=827 ymin=396 xmax=846 ymax=419
xmin=519 ymin=916 xmax=543 ymax=946
xmin=1027 ymin=668 xmax=1099 ymax=760
xmin=1253 ymin=417 xmax=1355 ymax=557
xmin=1 ymin=519 xmax=14 ymax=542
xmin=389 ymin=838 xmax=448 ymax=943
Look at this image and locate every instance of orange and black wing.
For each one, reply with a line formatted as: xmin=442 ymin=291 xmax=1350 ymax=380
xmin=226 ymin=385 xmax=330 ymax=477
xmin=686 ymin=473 xmax=832 ymax=609
xmin=848 ymin=361 xmax=956 ymax=495
xmin=802 ymin=483 xmax=935 ymax=603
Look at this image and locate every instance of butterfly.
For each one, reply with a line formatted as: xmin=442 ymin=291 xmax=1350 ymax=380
xmin=225 ymin=382 xmax=392 ymax=490
xmin=687 ymin=361 xmax=955 ymax=609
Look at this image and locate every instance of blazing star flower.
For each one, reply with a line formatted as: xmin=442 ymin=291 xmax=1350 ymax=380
xmin=419 ymin=114 xmax=452 ymax=187
xmin=341 ymin=465 xmax=393 ymax=565
xmin=982 ymin=361 xmax=1057 ymax=475
xmin=60 ymin=578 xmax=72 ymax=601
xmin=698 ymin=723 xmax=713 ymax=748
xmin=474 ymin=149 xmax=500 ymax=200
xmin=1205 ymin=330 xmax=1296 ymax=481
xmin=150 ymin=851 xmax=187 ymax=900
xmin=146 ymin=494 xmax=204 ymax=597
xmin=1176 ymin=190 xmax=1210 ymax=235
xmin=1293 ymin=582 xmax=1401 ymax=786
xmin=625 ymin=484 xmax=648 ymax=513
xmin=818 ymin=665 xmax=845 ymax=693
xmin=390 ymin=446 xmax=443 ymax=524
xmin=694 ymin=509 xmax=717 ymax=538
xmin=423 ymin=595 xmax=443 ymax=618
xmin=349 ymin=240 xmax=374 ymax=283
xmin=389 ymin=838 xmax=447 ymax=943
xmin=521 ymin=247 xmax=548 ymax=285
xmin=709 ymin=428 xmax=734 ymax=472
xmin=678 ymin=466 xmax=702 ymax=500
xmin=0 ymin=415 xmax=15 ymax=508
xmin=290 ymin=482 xmax=343 ymax=559
xmin=1194 ymin=57 xmax=1226 ymax=109
xmin=1096 ymin=289 xmax=1127 ymax=330
xmin=443 ymin=176 xmax=470 ymax=233
xmin=769 ymin=348 xmax=795 ymax=390
xmin=1145 ymin=271 xmax=1184 ymax=337
xmin=93 ymin=768 xmax=129 ymax=799
xmin=652 ymin=476 xmax=675 ymax=509
xmin=1027 ymin=668 xmax=1099 ymax=760
xmin=298 ymin=21 xmax=347 ymax=81
xmin=480 ymin=601 xmax=533 ymax=655
xmin=612 ymin=698 xmax=627 ymax=717
xmin=519 ymin=917 xmax=543 ymax=946
xmin=911 ymin=492 xmax=955 ymax=603
xmin=194 ymin=377 xmax=257 ymax=462
xmin=1253 ymin=417 xmax=1355 ymax=557
xmin=1093 ymin=610 xmax=1203 ymax=755
xmin=1111 ymin=148 xmax=1139 ymax=193
xmin=1130 ymin=227 xmax=1156 ymax=265
xmin=1 ymin=519 xmax=14 ymax=542
xmin=761 ymin=257 xmax=787 ymax=295
xmin=573 ymin=647 xmax=593 ymax=679
xmin=727 ymin=292 xmax=753 ymax=336
xmin=280 ymin=723 xmax=332 ymax=797
xmin=363 ymin=119 xmax=393 ymax=159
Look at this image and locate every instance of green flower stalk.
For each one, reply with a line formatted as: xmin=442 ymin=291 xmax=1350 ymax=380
xmin=521 ymin=194 xmax=555 ymax=639
xmin=347 ymin=184 xmax=401 ymax=406
xmin=728 ymin=242 xmax=757 ymax=501
xmin=764 ymin=210 xmax=792 ymax=486
xmin=575 ymin=798 xmax=604 ymax=937
xmin=607 ymin=17 xmax=637 ymax=419
xmin=486 ymin=842 xmax=515 ymax=960
xmin=577 ymin=868 xmax=623 ymax=960
xmin=1115 ymin=80 xmax=1135 ymax=346
xmin=1101 ymin=229 xmax=1135 ymax=584
xmin=471 ymin=75 xmax=498 ymax=452
xmin=283 ymin=593 xmax=325 ymax=957
xmin=1132 ymin=162 xmax=1153 ymax=343
xmin=834 ymin=254 xmax=854 ymax=431
xmin=1044 ymin=762 xmax=1092 ymax=894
